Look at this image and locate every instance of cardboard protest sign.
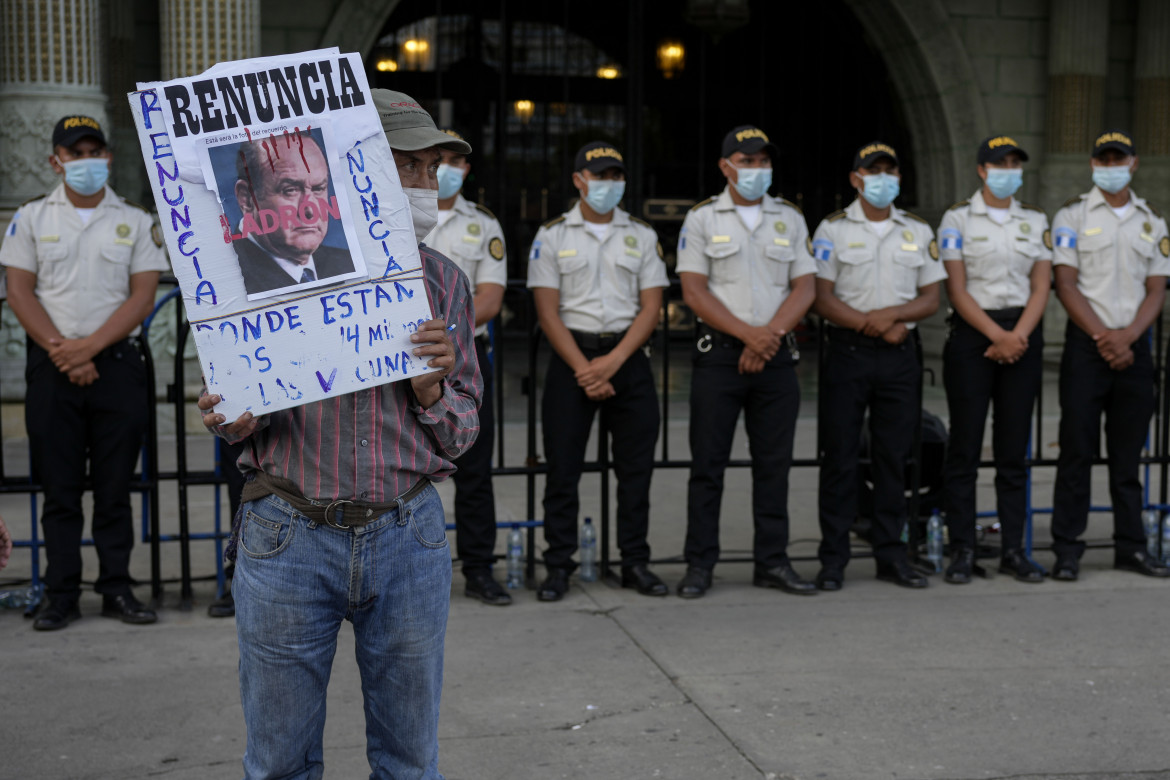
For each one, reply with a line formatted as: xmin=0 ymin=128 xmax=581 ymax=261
xmin=129 ymin=49 xmax=435 ymax=421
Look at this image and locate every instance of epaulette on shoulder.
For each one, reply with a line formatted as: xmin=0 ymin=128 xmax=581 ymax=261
xmin=474 ymin=203 xmax=498 ymax=222
xmin=19 ymin=194 xmax=46 ymax=208
xmin=945 ymin=200 xmax=970 ymax=212
xmin=629 ymin=215 xmax=652 ymax=229
xmin=778 ymin=197 xmax=803 ymax=214
xmin=1146 ymin=201 xmax=1163 ymax=219
xmin=826 ymin=209 xmax=847 ymax=222
xmin=542 ymin=215 xmax=566 ymax=229
xmin=1061 ymin=195 xmax=1084 ymax=209
xmin=902 ymin=210 xmax=928 ymax=224
xmin=1019 ymin=202 xmax=1045 ymax=213
xmin=689 ymin=196 xmax=716 ymax=212
xmin=121 ymin=198 xmax=151 ymax=214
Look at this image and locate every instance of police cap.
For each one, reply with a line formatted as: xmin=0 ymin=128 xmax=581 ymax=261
xmin=721 ymin=125 xmax=777 ymax=158
xmin=52 ymin=115 xmax=106 ymax=150
xmin=575 ymin=141 xmax=625 ymax=174
xmin=853 ymin=141 xmax=899 ymax=170
xmin=1092 ymin=129 xmax=1135 ymax=158
xmin=977 ymin=135 xmax=1029 ymax=165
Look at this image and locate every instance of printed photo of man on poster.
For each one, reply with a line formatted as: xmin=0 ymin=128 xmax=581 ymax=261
xmin=209 ymin=126 xmax=360 ymax=299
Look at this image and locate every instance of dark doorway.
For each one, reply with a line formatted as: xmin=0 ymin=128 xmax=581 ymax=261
xmin=369 ymin=0 xmax=911 ymax=281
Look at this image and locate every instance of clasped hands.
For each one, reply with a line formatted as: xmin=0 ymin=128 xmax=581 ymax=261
xmin=1093 ymin=328 xmax=1135 ymax=371
xmin=47 ymin=336 xmax=99 ymax=386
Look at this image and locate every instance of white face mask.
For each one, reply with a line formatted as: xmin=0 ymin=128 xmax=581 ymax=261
xmin=405 ymin=187 xmax=438 ymax=243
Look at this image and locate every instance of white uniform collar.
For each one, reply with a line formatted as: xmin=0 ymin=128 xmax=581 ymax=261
xmin=1085 ymin=185 xmax=1149 ymax=216
xmin=564 ymin=201 xmax=631 ymax=227
xmin=45 ymin=182 xmax=117 ymax=209
xmin=451 ymin=193 xmax=478 ymax=217
xmin=969 ymin=189 xmax=1024 ymax=220
xmin=844 ymin=197 xmax=909 ymax=225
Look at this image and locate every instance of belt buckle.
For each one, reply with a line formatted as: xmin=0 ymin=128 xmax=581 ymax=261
xmin=324 ymin=499 xmax=354 ymax=529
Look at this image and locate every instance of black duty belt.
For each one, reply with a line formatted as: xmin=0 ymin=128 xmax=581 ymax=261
xmin=696 ymin=324 xmax=744 ymax=351
xmin=826 ymin=326 xmax=917 ymax=349
xmin=570 ymin=329 xmax=627 ymax=351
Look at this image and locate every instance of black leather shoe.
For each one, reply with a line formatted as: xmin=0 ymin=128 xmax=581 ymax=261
xmin=207 ymin=590 xmax=235 ymax=618
xmin=537 ymin=569 xmax=569 ymax=602
xmin=876 ymin=559 xmax=929 ymax=589
xmin=999 ymin=549 xmax=1044 ymax=583
xmin=676 ymin=566 xmax=712 ymax=599
xmin=1052 ymin=553 xmax=1079 ymax=582
xmin=33 ymin=598 xmax=80 ymax=631
xmin=464 ymin=570 xmax=513 ymax=605
xmin=1114 ymin=550 xmax=1170 ymax=578
xmin=815 ymin=568 xmax=844 ymax=591
xmin=101 ymin=593 xmax=157 ymax=624
xmin=753 ymin=563 xmax=817 ymax=595
xmin=621 ymin=564 xmax=668 ymax=596
xmin=945 ymin=546 xmax=974 ymax=584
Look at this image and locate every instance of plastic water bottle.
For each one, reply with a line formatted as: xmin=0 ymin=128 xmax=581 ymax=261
xmin=505 ymin=523 xmax=524 ymax=589
xmin=579 ymin=517 xmax=598 ymax=582
xmin=0 ymin=586 xmax=36 ymax=609
xmin=1162 ymin=513 xmax=1170 ymax=565
xmin=926 ymin=510 xmax=944 ymax=573
xmin=1143 ymin=509 xmax=1161 ymax=559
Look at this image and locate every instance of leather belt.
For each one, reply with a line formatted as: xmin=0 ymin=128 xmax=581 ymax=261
xmin=246 ymin=472 xmax=430 ymax=530
xmin=826 ymin=326 xmax=915 ymax=349
xmin=696 ymin=324 xmax=744 ymax=351
xmin=570 ymin=329 xmax=627 ymax=351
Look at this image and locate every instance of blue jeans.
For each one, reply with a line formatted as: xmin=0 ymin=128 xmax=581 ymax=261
xmin=234 ymin=484 xmax=451 ymax=780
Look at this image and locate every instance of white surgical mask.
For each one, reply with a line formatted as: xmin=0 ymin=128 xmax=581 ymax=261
xmin=405 ymin=187 xmax=439 ymax=243
xmin=731 ymin=166 xmax=772 ymax=201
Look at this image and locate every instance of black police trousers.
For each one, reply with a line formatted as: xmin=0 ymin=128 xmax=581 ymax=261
xmin=684 ymin=334 xmax=799 ymax=570
xmin=452 ymin=338 xmax=498 ymax=574
xmin=1052 ymin=322 xmax=1152 ymax=558
xmin=942 ymin=309 xmax=1042 ymax=550
xmin=541 ymin=344 xmax=658 ymax=571
xmin=818 ymin=329 xmax=920 ymax=570
xmin=26 ymin=338 xmax=148 ymax=599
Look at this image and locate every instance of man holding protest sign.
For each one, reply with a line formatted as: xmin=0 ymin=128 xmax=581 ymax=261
xmin=199 ymin=89 xmax=480 ymax=780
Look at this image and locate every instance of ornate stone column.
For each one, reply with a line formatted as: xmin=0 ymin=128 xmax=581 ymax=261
xmin=1133 ymin=0 xmax=1170 ymax=208
xmin=0 ymin=0 xmax=107 ymax=212
xmin=1038 ymin=0 xmax=1109 ymax=214
xmin=160 ymin=0 xmax=260 ymax=80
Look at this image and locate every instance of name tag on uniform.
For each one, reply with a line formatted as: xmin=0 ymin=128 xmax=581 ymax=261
xmin=462 ymin=235 xmax=479 ymax=244
xmin=900 ymin=243 xmax=919 ymax=252
xmin=1084 ymin=227 xmax=1103 ymax=236
xmin=847 ymin=241 xmax=865 ymax=248
xmin=624 ymin=248 xmax=641 ymax=258
xmin=1140 ymin=233 xmax=1155 ymax=243
xmin=39 ymin=235 xmax=60 ymax=243
xmin=773 ymin=238 xmax=790 ymax=247
xmin=710 ymin=235 xmax=731 ymax=243
xmin=969 ymin=236 xmax=988 ymax=242
xmin=557 ymin=249 xmax=577 ymax=258
xmin=114 ymin=238 xmax=134 ymax=246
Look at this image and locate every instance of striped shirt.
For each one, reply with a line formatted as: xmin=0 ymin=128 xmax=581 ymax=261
xmin=221 ymin=246 xmax=482 ymax=502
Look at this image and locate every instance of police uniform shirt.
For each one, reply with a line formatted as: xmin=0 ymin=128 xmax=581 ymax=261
xmin=426 ymin=194 xmax=508 ymax=338
xmin=527 ymin=202 xmax=668 ymax=334
xmin=938 ymin=190 xmax=1052 ymax=311
xmin=813 ymin=198 xmax=947 ymax=326
xmin=675 ymin=187 xmax=817 ymax=327
xmin=0 ymin=183 xmax=169 ymax=338
xmin=1051 ymin=186 xmax=1170 ymax=329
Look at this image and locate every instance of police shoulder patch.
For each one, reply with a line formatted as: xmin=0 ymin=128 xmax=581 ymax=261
xmin=1160 ymin=236 xmax=1169 ymax=258
xmin=656 ymin=241 xmax=664 ymax=259
xmin=928 ymin=239 xmax=939 ymax=261
xmin=1043 ymin=229 xmax=1053 ymax=250
xmin=689 ymin=197 xmax=716 ymax=213
xmin=542 ymin=215 xmax=567 ymax=229
xmin=806 ymin=236 xmax=814 ymax=255
xmin=1061 ymin=195 xmax=1084 ymax=209
xmin=151 ymin=223 xmax=164 ymax=247
xmin=1019 ymin=202 xmax=1045 ymax=213
xmin=474 ymin=203 xmax=499 ymax=222
xmin=779 ymin=197 xmax=803 ymax=214
xmin=902 ymin=210 xmax=928 ymax=224
xmin=946 ymin=200 xmax=970 ymax=212
xmin=488 ymin=236 xmax=504 ymax=260
xmin=826 ymin=209 xmax=847 ymax=222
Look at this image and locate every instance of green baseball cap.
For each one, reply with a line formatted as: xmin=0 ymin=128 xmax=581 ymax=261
xmin=371 ymin=89 xmax=471 ymax=154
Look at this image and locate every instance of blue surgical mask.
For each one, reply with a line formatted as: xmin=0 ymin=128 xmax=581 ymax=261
xmin=60 ymin=157 xmax=109 ymax=197
xmin=1092 ymin=164 xmax=1132 ymax=195
xmin=985 ymin=168 xmax=1023 ymax=199
xmin=436 ymin=163 xmax=465 ymax=200
xmin=584 ymin=179 xmax=625 ymax=215
xmin=731 ymin=167 xmax=772 ymax=201
xmin=860 ymin=172 xmax=900 ymax=209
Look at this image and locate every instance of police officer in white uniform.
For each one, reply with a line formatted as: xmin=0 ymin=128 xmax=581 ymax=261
xmin=1051 ymin=129 xmax=1170 ymax=580
xmin=527 ymin=141 xmax=669 ymax=601
xmin=0 ymin=116 xmax=169 ymax=629
xmin=674 ymin=124 xmax=817 ymax=599
xmin=812 ymin=141 xmax=947 ymax=590
xmin=424 ymin=129 xmax=512 ymax=605
xmin=939 ymin=136 xmax=1052 ymax=584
